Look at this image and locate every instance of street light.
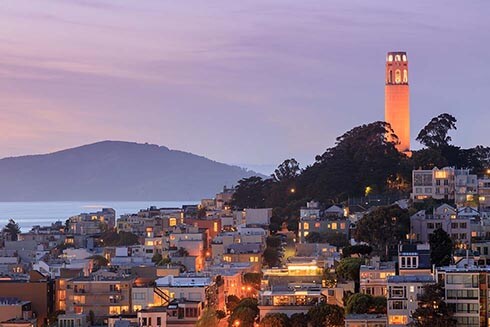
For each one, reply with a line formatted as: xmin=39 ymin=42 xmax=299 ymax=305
xmin=234 ymin=320 xmax=241 ymax=327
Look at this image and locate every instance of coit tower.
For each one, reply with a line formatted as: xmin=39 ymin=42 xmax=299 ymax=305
xmin=385 ymin=51 xmax=410 ymax=153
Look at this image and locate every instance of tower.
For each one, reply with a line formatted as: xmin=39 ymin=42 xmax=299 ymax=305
xmin=385 ymin=51 xmax=410 ymax=153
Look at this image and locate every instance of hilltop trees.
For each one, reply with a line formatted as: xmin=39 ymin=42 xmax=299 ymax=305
xmin=353 ymin=205 xmax=410 ymax=258
xmin=416 ymin=113 xmax=457 ymax=149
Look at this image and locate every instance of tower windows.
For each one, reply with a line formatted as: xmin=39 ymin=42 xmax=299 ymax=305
xmin=403 ymin=69 xmax=408 ymax=83
xmin=388 ymin=54 xmax=393 ymax=62
xmin=402 ymin=54 xmax=407 ymax=61
xmin=389 ymin=70 xmax=393 ymax=83
xmin=395 ymin=55 xmax=401 ymax=61
xmin=395 ymin=70 xmax=401 ymax=83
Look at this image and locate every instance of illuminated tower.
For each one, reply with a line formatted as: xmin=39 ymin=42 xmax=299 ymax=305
xmin=385 ymin=51 xmax=410 ymax=153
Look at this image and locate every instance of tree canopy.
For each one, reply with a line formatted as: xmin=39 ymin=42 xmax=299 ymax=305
xmin=429 ymin=228 xmax=453 ymax=267
xmin=416 ymin=113 xmax=457 ymax=149
xmin=345 ymin=293 xmax=387 ymax=314
xmin=2 ymin=219 xmax=21 ymax=241
xmin=307 ymin=303 xmax=344 ymax=327
xmin=410 ymin=283 xmax=456 ymax=327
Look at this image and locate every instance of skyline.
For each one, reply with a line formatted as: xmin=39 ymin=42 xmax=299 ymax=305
xmin=1 ymin=0 xmax=489 ymax=174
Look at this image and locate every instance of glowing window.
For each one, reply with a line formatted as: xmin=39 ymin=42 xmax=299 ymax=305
xmin=314 ymin=222 xmax=321 ymax=228
xmin=303 ymin=222 xmax=309 ymax=230
xmin=304 ymin=231 xmax=309 ymax=238
xmin=213 ymin=222 xmax=218 ymax=232
xmin=388 ymin=54 xmax=393 ymax=62
xmin=395 ymin=55 xmax=401 ymax=61
xmin=389 ymin=315 xmax=407 ymax=325
xmin=402 ymin=54 xmax=407 ymax=61
xmin=395 ymin=70 xmax=401 ymax=83
xmin=403 ymin=69 xmax=408 ymax=83
xmin=435 ymin=171 xmax=448 ymax=179
xmin=331 ymin=223 xmax=338 ymax=230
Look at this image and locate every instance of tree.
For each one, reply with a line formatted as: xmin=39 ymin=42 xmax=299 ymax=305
xmin=266 ymin=236 xmax=282 ymax=248
xmin=342 ymin=244 xmax=373 ymax=258
xmin=216 ymin=310 xmax=226 ymax=322
xmin=272 ymin=159 xmax=300 ymax=183
xmin=2 ymin=219 xmax=21 ymax=241
xmin=259 ymin=313 xmax=290 ymax=327
xmin=263 ymin=247 xmax=282 ymax=268
xmin=410 ymin=283 xmax=456 ymax=327
xmin=152 ymin=253 xmax=163 ymax=264
xmin=228 ymin=298 xmax=259 ymax=327
xmin=305 ymin=231 xmax=349 ymax=248
xmin=226 ymin=295 xmax=241 ymax=312
xmin=174 ymin=247 xmax=189 ymax=257
xmin=88 ymin=255 xmax=109 ymax=270
xmin=196 ymin=308 xmax=218 ymax=327
xmin=307 ymin=303 xmax=344 ymax=327
xmin=231 ymin=176 xmax=272 ymax=209
xmin=345 ymin=293 xmax=387 ymax=314
xmin=289 ymin=313 xmax=308 ymax=327
xmin=243 ymin=272 xmax=262 ymax=290
xmin=416 ymin=113 xmax=457 ymax=149
xmin=335 ymin=257 xmax=363 ymax=283
xmin=353 ymin=205 xmax=410 ymax=258
xmin=303 ymin=121 xmax=403 ymax=202
xmin=429 ymin=228 xmax=453 ymax=267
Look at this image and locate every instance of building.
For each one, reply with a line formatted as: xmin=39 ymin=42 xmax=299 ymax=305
xmin=436 ymin=266 xmax=490 ymax=327
xmin=65 ymin=275 xmax=134 ymax=323
xmin=298 ymin=202 xmax=349 ymax=244
xmin=0 ymin=299 xmax=33 ymax=324
xmin=385 ymin=51 xmax=410 ymax=153
xmin=360 ymin=261 xmax=396 ymax=297
xmin=397 ymin=244 xmax=431 ymax=275
xmin=137 ymin=307 xmax=167 ymax=327
xmin=387 ymin=275 xmax=434 ymax=326
xmin=0 ymin=271 xmax=54 ymax=327
xmin=345 ymin=314 xmax=387 ymax=327
xmin=57 ymin=313 xmax=87 ymax=327
xmin=258 ymin=259 xmax=325 ymax=319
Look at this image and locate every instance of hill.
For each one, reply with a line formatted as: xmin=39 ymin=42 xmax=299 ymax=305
xmin=0 ymin=141 xmax=261 ymax=201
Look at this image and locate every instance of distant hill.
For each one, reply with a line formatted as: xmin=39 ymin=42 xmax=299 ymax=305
xmin=0 ymin=141 xmax=262 ymax=201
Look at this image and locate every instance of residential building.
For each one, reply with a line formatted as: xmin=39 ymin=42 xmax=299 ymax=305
xmin=345 ymin=314 xmax=387 ymax=327
xmin=397 ymin=244 xmax=431 ymax=276
xmin=360 ymin=261 xmax=396 ymax=297
xmin=258 ymin=259 xmax=325 ymax=319
xmin=298 ymin=202 xmax=349 ymax=244
xmin=57 ymin=314 xmax=87 ymax=327
xmin=387 ymin=275 xmax=434 ymax=326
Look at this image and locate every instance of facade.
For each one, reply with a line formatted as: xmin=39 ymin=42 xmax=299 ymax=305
xmin=65 ymin=275 xmax=134 ymax=322
xmin=137 ymin=307 xmax=167 ymax=327
xmin=345 ymin=314 xmax=387 ymax=327
xmin=298 ymin=203 xmax=349 ymax=244
xmin=436 ymin=266 xmax=490 ymax=327
xmin=57 ymin=314 xmax=87 ymax=327
xmin=397 ymin=244 xmax=431 ymax=276
xmin=386 ymin=275 xmax=434 ymax=326
xmin=360 ymin=262 xmax=396 ymax=297
xmin=385 ymin=51 xmax=410 ymax=153
xmin=258 ymin=259 xmax=325 ymax=319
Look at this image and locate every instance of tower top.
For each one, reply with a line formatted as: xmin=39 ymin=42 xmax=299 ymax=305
xmin=386 ymin=52 xmax=407 ymax=63
xmin=386 ymin=51 xmax=408 ymax=85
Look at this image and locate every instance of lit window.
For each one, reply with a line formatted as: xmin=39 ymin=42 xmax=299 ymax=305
xmin=331 ymin=223 xmax=338 ymax=230
xmin=304 ymin=231 xmax=309 ymax=237
xmin=388 ymin=54 xmax=393 ymax=62
xmin=303 ymin=222 xmax=309 ymax=230
xmin=389 ymin=315 xmax=407 ymax=325
xmin=395 ymin=70 xmax=401 ymax=83
xmin=403 ymin=69 xmax=408 ymax=83
xmin=213 ymin=222 xmax=218 ymax=232
xmin=169 ymin=218 xmax=177 ymax=227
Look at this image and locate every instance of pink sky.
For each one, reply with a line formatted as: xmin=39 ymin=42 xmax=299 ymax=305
xmin=1 ymin=0 xmax=489 ymax=173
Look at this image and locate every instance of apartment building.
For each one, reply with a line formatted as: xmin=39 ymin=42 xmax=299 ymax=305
xmin=386 ymin=275 xmax=434 ymax=326
xmin=65 ymin=275 xmax=134 ymax=322
xmin=436 ymin=266 xmax=490 ymax=327
xmin=298 ymin=202 xmax=349 ymax=244
xmin=360 ymin=261 xmax=396 ymax=297
xmin=258 ymin=259 xmax=325 ymax=319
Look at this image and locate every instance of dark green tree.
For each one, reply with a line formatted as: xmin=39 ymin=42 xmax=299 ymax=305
xmin=289 ymin=313 xmax=308 ymax=327
xmin=216 ymin=310 xmax=226 ymax=322
xmin=416 ymin=113 xmax=457 ymax=149
xmin=100 ymin=230 xmax=139 ymax=246
xmin=272 ymin=159 xmax=301 ymax=183
xmin=263 ymin=247 xmax=282 ymax=268
xmin=307 ymin=303 xmax=344 ymax=327
xmin=151 ymin=253 xmax=163 ymax=264
xmin=259 ymin=313 xmax=290 ymax=327
xmin=228 ymin=298 xmax=259 ymax=327
xmin=305 ymin=231 xmax=349 ymax=248
xmin=335 ymin=257 xmax=363 ymax=283
xmin=231 ymin=176 xmax=272 ymax=209
xmin=226 ymin=295 xmax=241 ymax=312
xmin=2 ymin=219 xmax=21 ymax=241
xmin=88 ymin=255 xmax=109 ymax=270
xmin=429 ymin=228 xmax=453 ymax=267
xmin=342 ymin=245 xmax=373 ymax=258
xmin=353 ymin=205 xmax=410 ymax=258
xmin=345 ymin=293 xmax=387 ymax=314
xmin=243 ymin=272 xmax=262 ymax=290
xmin=266 ymin=236 xmax=282 ymax=248
xmin=302 ymin=121 xmax=402 ymax=202
xmin=410 ymin=283 xmax=456 ymax=327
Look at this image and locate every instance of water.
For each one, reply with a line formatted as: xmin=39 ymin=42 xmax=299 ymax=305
xmin=0 ymin=201 xmax=198 ymax=231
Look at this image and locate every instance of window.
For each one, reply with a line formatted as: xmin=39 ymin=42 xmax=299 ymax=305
xmin=427 ymin=223 xmax=434 ymax=229
xmin=315 ymin=222 xmax=321 ymax=228
xmin=484 ymin=247 xmax=488 ymax=255
xmin=303 ymin=222 xmax=309 ymax=230
xmin=389 ymin=315 xmax=407 ymax=325
xmin=395 ymin=70 xmax=401 ymax=83
xmin=157 ymin=317 xmax=161 ymax=326
xmin=403 ymin=69 xmax=408 ymax=83
xmin=331 ymin=223 xmax=338 ymax=230
xmin=460 ymin=222 xmax=467 ymax=229
xmin=451 ymin=223 xmax=458 ymax=229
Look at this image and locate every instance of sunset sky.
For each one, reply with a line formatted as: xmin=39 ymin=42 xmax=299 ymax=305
xmin=1 ymin=0 xmax=489 ymax=173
